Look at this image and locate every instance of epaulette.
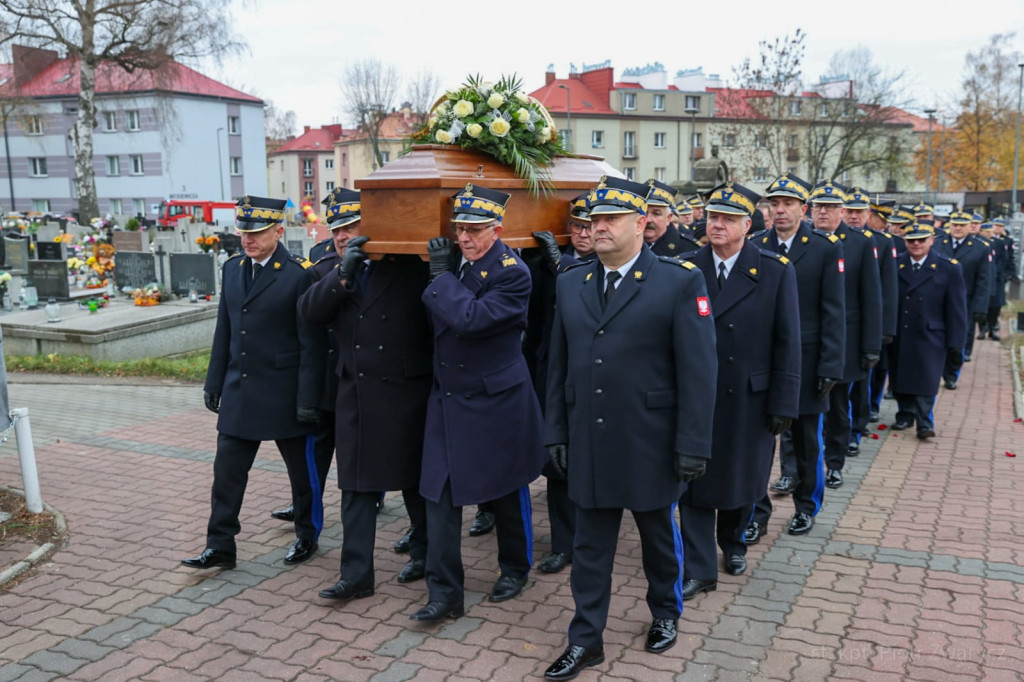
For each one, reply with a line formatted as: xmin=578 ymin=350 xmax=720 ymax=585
xmin=563 ymin=260 xmax=590 ymax=271
xmin=764 ymin=251 xmax=790 ymax=266
xmin=826 ymin=233 xmax=839 ymax=243
xmin=881 ymin=232 xmax=892 ymax=240
xmin=659 ymin=255 xmax=696 ymax=270
xmin=501 ymin=253 xmax=520 ymax=268
xmin=295 ymin=255 xmax=313 ymax=269
xmin=226 ymin=253 xmax=243 ymax=263
xmin=950 ymin=258 xmax=959 ymax=265
xmin=860 ymin=229 xmax=873 ymax=238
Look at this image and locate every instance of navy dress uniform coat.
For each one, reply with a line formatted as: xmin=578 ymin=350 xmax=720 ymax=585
xmin=989 ymin=236 xmax=1008 ymax=308
xmin=832 ymin=222 xmax=883 ymax=383
xmin=420 ymin=238 xmax=547 ymax=507
xmin=933 ymin=235 xmax=992 ymax=321
xmin=873 ymin=231 xmax=900 ymax=340
xmin=205 ymin=243 xmax=322 ymax=440
xmin=298 ymin=254 xmax=433 ymax=492
xmin=545 ymin=246 xmax=718 ymax=511
xmin=889 ymin=254 xmax=968 ymax=396
xmin=650 ymin=225 xmax=700 ymax=258
xmin=681 ymin=242 xmax=801 ymax=510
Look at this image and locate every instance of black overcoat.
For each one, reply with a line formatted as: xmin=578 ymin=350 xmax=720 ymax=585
xmin=932 ymin=235 xmax=993 ymax=318
xmin=831 ymin=222 xmax=883 ymax=382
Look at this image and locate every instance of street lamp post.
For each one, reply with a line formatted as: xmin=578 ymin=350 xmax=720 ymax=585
xmin=923 ymin=108 xmax=937 ymax=205
xmin=1011 ymin=63 xmax=1024 ymax=217
xmin=216 ymin=127 xmax=225 ymax=201
xmin=557 ymin=84 xmax=571 ymax=152
xmin=684 ymin=106 xmax=699 ymax=183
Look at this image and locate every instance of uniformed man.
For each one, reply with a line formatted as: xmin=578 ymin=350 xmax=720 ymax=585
xmin=182 ymin=195 xmax=324 ymax=570
xmin=980 ymin=221 xmax=1008 ymax=340
xmin=913 ymin=201 xmax=935 ymax=226
xmin=887 ymin=207 xmax=915 ymax=247
xmin=522 ymin=193 xmax=597 ymax=575
xmin=643 ymin=179 xmax=699 ymax=257
xmin=543 ymin=175 xmax=717 ymax=678
xmin=845 ymin=188 xmax=897 ymax=452
xmin=687 ymin=194 xmax=706 ymax=222
xmin=889 ymin=226 xmax=968 ymax=438
xmin=866 ymin=196 xmax=903 ymax=420
xmin=933 ymin=210 xmax=992 ymax=385
xmin=677 ymin=199 xmax=695 ymax=228
xmin=411 ymin=184 xmax=547 ymax=622
xmin=677 ymin=181 xmax=800 ymax=597
xmin=809 ymin=181 xmax=882 ymax=491
xmin=746 ymin=173 xmax=845 ymax=543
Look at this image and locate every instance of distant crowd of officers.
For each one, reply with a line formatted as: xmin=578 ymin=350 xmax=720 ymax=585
xmin=178 ymin=170 xmax=1017 ymax=679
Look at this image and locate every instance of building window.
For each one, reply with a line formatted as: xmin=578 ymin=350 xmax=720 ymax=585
xmin=623 ymin=167 xmax=635 ymax=180
xmin=653 ymin=94 xmax=665 ymax=111
xmin=110 ymin=198 xmax=123 ymax=214
xmin=865 ymin=168 xmax=873 ymax=181
xmin=754 ymin=133 xmax=768 ymax=149
xmin=280 ymin=160 xmax=284 ymax=170
xmin=623 ymin=92 xmax=636 ymax=111
xmin=754 ymin=167 xmax=769 ymax=182
xmin=29 ymin=158 xmax=47 ymax=176
xmin=819 ymin=103 xmax=828 ymax=117
xmin=692 ymin=132 xmax=703 ymax=148
xmin=789 ymin=134 xmax=799 ymax=148
xmin=130 ymin=155 xmax=144 ymax=175
xmin=326 ymin=181 xmax=335 ymax=191
xmin=623 ymin=131 xmax=635 ymax=158
xmin=230 ymin=157 xmax=242 ymax=175
xmin=342 ymin=153 xmax=347 ymax=166
xmin=127 ymin=110 xmax=140 ymax=131
xmin=325 ymin=158 xmax=334 ymax=169
xmin=304 ymin=181 xmax=314 ymax=197
xmin=281 ymin=182 xmax=286 ymax=193
xmin=817 ymin=133 xmax=828 ymax=147
xmin=559 ymin=129 xmax=571 ymax=145
xmin=32 ymin=199 xmax=50 ymax=213
xmin=842 ymin=103 xmax=852 ymax=117
xmin=380 ymin=151 xmax=390 ymax=163
xmin=228 ymin=116 xmax=240 ymax=134
xmin=790 ymin=100 xmax=802 ymax=116
xmin=685 ymin=95 xmax=701 ymax=111
xmin=723 ymin=133 xmax=736 ymax=148
xmin=107 ymin=156 xmax=120 ymax=176
xmin=103 ymin=111 xmax=116 ymax=131
xmin=27 ymin=115 xmax=43 ymax=135
xmin=592 ymin=130 xmax=604 ymax=148
xmin=303 ymin=158 xmax=314 ymax=177
xmin=134 ymin=199 xmax=145 ymax=216
xmin=654 ymin=132 xmax=666 ymax=149
xmin=654 ymin=167 xmax=666 ymax=182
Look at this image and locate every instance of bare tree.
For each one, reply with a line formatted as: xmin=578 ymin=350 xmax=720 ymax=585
xmin=404 ymin=68 xmax=443 ymax=126
xmin=0 ymin=0 xmax=243 ymax=223
xmin=264 ymin=98 xmax=297 ymax=151
xmin=340 ymin=58 xmax=399 ymax=169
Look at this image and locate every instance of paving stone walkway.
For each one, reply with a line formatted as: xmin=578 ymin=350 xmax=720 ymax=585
xmin=0 ymin=335 xmax=1021 ymax=681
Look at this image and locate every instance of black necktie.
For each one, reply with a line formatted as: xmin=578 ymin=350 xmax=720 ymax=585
xmin=604 ymin=271 xmax=620 ymax=307
xmin=357 ymin=260 xmax=372 ymax=291
xmin=779 ymin=243 xmax=788 ymax=256
xmin=459 ymin=262 xmax=471 ymax=280
xmin=913 ymin=262 xmax=921 ymax=272
xmin=717 ymin=262 xmax=727 ymax=290
xmin=253 ymin=262 xmax=263 ymax=281
xmin=953 ymin=241 xmax=961 ymax=253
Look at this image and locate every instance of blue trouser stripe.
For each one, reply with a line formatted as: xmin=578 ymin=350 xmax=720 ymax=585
xmin=811 ymin=414 xmax=826 ymax=514
xmin=670 ymin=502 xmax=685 ymax=613
xmin=518 ymin=486 xmax=534 ymax=567
xmin=304 ymin=434 xmax=323 ymax=540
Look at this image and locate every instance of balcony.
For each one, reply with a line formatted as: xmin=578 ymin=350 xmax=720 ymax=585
xmin=623 ymin=149 xmax=636 ymax=159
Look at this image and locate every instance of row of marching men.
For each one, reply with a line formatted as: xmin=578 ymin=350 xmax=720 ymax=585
xmin=177 ymin=168 xmax=986 ymax=680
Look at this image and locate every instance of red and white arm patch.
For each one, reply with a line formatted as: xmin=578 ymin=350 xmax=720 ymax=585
xmin=697 ymin=296 xmax=710 ymax=316
xmin=873 ymin=246 xmax=879 ymax=260
xmin=838 ymin=259 xmax=846 ymax=273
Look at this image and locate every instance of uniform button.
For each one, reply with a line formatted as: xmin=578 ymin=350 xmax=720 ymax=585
xmin=241 ymin=373 xmax=248 ymax=378
xmin=596 ymin=418 xmax=604 ymax=424
xmin=597 ymin=330 xmax=605 ymax=336
xmin=432 ymin=291 xmax=438 ymax=296
xmin=380 ymin=314 xmax=387 ymax=320
xmin=456 ymin=334 xmax=463 ymax=339
xmin=330 ymin=289 xmax=337 ymax=294
xmin=458 ymin=364 xmax=465 ymax=369
xmin=445 ymin=391 xmax=452 ymax=397
xmin=595 ymin=359 xmax=603 ymax=365
xmin=728 ymin=356 xmax=734 ymax=364
xmin=728 ymin=324 xmax=735 ymax=330
xmin=358 ymin=372 xmax=365 ymax=378
xmin=381 ymin=377 xmax=388 ymax=382
xmin=464 ymin=393 xmax=471 ymax=399
xmin=727 ymin=389 xmax=734 ymax=395
xmin=242 ymin=308 xmax=248 ymax=313
xmin=241 ymin=330 xmax=246 ymax=335
xmin=355 ymin=345 xmax=361 ymax=350
xmin=595 ymin=388 xmax=603 ymax=395
xmin=241 ymin=352 xmax=246 ymax=357
xmin=378 ymin=345 xmax=384 ymax=351
xmin=440 ymin=361 xmax=447 ymax=367
xmin=359 ymin=314 xmax=365 ymax=319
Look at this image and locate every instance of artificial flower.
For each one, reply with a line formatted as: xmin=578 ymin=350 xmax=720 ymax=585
xmin=466 ymin=123 xmax=483 ymax=138
xmin=453 ymin=100 xmax=474 ymax=117
xmin=489 ymin=119 xmax=511 ymax=137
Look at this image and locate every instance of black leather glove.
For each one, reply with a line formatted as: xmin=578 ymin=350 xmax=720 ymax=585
xmin=548 ymin=443 xmax=568 ymax=478
xmin=973 ymin=312 xmax=987 ymax=324
xmin=338 ymin=235 xmax=369 ymax=285
xmin=203 ymin=391 xmax=220 ymax=414
xmin=860 ymin=353 xmax=880 ymax=370
xmin=674 ymin=453 xmax=706 ymax=483
xmin=769 ymin=415 xmax=792 ymax=436
xmin=948 ymin=347 xmax=963 ymax=355
xmin=427 ymin=237 xmax=453 ymax=281
xmin=882 ymin=335 xmax=894 ymax=346
xmin=531 ymin=230 xmax=562 ymax=273
xmin=296 ymin=405 xmax=320 ymax=424
xmin=816 ymin=377 xmax=838 ymax=400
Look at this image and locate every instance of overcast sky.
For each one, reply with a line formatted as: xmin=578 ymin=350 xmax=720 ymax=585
xmin=206 ymin=0 xmax=1024 ymax=131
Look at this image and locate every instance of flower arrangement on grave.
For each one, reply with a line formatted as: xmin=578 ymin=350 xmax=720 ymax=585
xmin=196 ymin=233 xmax=220 ymax=253
xmin=53 ymin=233 xmax=74 ymax=243
xmin=408 ymin=74 xmax=568 ymax=193
xmin=0 ymin=270 xmax=11 ymax=299
xmin=132 ymin=282 xmax=164 ymax=306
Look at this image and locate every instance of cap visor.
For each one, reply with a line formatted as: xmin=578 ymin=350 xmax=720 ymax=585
xmin=235 ymin=220 xmax=276 ymax=233
xmin=451 ymin=213 xmax=495 ymax=223
xmin=328 ymin=215 xmax=361 ymax=230
xmin=706 ymin=205 xmax=751 ymax=216
xmin=588 ymin=205 xmax=640 ymax=215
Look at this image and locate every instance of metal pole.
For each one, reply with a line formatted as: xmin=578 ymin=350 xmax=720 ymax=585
xmin=937 ymin=116 xmax=947 ymax=196
xmin=557 ymin=84 xmax=571 ymax=153
xmin=12 ymin=408 xmax=42 ymax=513
xmin=1012 ymin=63 xmax=1023 ymax=215
xmin=216 ymin=128 xmax=225 ymax=201
xmin=924 ymin=109 xmax=936 ymax=204
xmin=3 ymin=115 xmax=15 ymax=211
xmin=685 ymin=107 xmax=699 ymax=183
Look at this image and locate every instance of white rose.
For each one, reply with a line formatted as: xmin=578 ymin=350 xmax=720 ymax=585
xmin=453 ymin=99 xmax=474 ymax=118
xmin=516 ymin=92 xmax=530 ymax=104
xmin=487 ymin=93 xmax=505 ymax=109
xmin=428 ymin=116 xmax=438 ymax=129
xmin=435 ymin=129 xmax=453 ymax=144
xmin=537 ymin=126 xmax=552 ymax=143
xmin=515 ymin=108 xmax=530 ymax=123
xmin=489 ymin=119 xmax=511 ymax=137
xmin=466 ymin=123 xmax=483 ymax=138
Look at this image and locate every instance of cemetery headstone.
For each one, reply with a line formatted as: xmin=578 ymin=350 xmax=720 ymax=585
xmin=112 ymin=230 xmax=150 ymax=253
xmin=36 ymin=241 xmax=68 ymax=261
xmin=4 ymin=234 xmax=30 ymax=274
xmin=169 ymin=253 xmax=218 ymax=295
xmin=28 ymin=260 xmax=71 ymax=300
xmin=115 ymin=251 xmax=158 ymax=291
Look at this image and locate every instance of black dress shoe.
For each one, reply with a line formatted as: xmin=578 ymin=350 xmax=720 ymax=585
xmin=181 ymin=548 xmax=236 ymax=570
xmin=989 ymin=331 xmax=1001 ymax=341
xmin=964 ymin=353 xmax=972 ymax=362
xmin=917 ymin=429 xmax=936 ymax=440
xmin=769 ymin=475 xmax=798 ymax=495
xmin=490 ymin=575 xmax=527 ymax=602
xmin=270 ymin=504 xmax=294 ymax=522
xmin=891 ymin=421 xmax=913 ymax=431
xmin=318 ymin=579 xmax=374 ymax=600
xmin=744 ymin=521 xmax=764 ymax=545
xmin=869 ymin=411 xmax=880 ymax=422
xmin=681 ymin=578 xmax=716 ymax=601
xmin=538 ymin=552 xmax=572 ymax=573
xmin=284 ymin=538 xmax=318 ymax=565
xmin=724 ymin=553 xmax=747 ymax=575
xmin=397 ymin=559 xmax=425 ymax=583
xmin=468 ymin=510 xmax=495 ymax=536
xmin=544 ymin=645 xmax=605 ymax=680
xmin=944 ymin=379 xmax=957 ymax=390
xmin=645 ymin=618 xmax=677 ymax=653
xmin=977 ymin=330 xmax=987 ymax=340
xmin=788 ymin=512 xmax=814 ymax=535
xmin=847 ymin=441 xmax=860 ymax=456
xmin=410 ymin=600 xmax=464 ymax=622
xmin=393 ymin=527 xmax=413 ymax=554
xmin=825 ymin=469 xmax=843 ymax=489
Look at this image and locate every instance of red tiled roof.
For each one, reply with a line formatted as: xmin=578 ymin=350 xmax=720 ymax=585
xmin=335 ymin=111 xmax=422 ymax=143
xmin=272 ymin=124 xmax=344 ymax=154
xmin=707 ymin=87 xmax=775 ymax=119
xmin=0 ymin=56 xmax=260 ymax=103
xmin=882 ymin=107 xmax=946 ymax=134
xmin=530 ymin=73 xmax=615 ymax=116
xmin=613 ymin=82 xmax=643 ymax=89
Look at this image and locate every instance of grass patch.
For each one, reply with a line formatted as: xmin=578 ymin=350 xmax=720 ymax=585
xmin=4 ymin=351 xmax=209 ymax=382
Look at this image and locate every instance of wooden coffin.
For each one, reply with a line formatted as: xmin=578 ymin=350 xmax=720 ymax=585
xmin=355 ymin=145 xmax=621 ymax=257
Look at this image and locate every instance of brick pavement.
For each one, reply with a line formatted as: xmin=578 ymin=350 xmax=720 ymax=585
xmin=0 ymin=335 xmax=1021 ymax=681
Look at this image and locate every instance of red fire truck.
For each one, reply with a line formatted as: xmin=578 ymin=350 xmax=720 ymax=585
xmin=156 ymin=200 xmax=236 ymax=228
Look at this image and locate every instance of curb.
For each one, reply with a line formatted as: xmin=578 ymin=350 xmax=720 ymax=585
xmin=0 ymin=485 xmax=68 ymax=589
xmin=1013 ymin=345 xmax=1024 ymax=421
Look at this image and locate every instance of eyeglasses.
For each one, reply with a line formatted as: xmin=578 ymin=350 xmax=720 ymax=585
xmin=452 ymin=224 xmax=495 ymax=237
xmin=569 ymin=222 xmax=593 ymax=234
xmin=811 ymin=204 xmax=843 ymax=212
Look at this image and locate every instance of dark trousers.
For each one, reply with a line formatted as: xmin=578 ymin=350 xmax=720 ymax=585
xmin=753 ymin=413 xmax=826 ymax=525
xmin=824 ymin=382 xmax=853 ymax=471
xmin=869 ymin=358 xmax=888 ymax=414
xmin=850 ymin=377 xmax=871 ymax=438
xmin=679 ymin=504 xmax=748 ymax=581
xmin=943 ymin=348 xmax=965 ymax=383
xmin=339 ymin=488 xmax=427 ymax=588
xmin=546 ymin=474 xmax=576 ymax=556
xmin=424 ymin=481 xmax=532 ymax=603
xmin=894 ymin=392 xmax=936 ymax=433
xmin=568 ymin=505 xmax=682 ymax=650
xmin=312 ymin=419 xmax=335 ymax=501
xmin=207 ymin=433 xmax=315 ymax=552
xmin=986 ymin=306 xmax=1001 ymax=332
